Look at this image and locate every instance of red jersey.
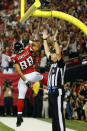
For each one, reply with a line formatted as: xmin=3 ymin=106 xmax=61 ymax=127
xmin=11 ymin=46 xmax=36 ymax=74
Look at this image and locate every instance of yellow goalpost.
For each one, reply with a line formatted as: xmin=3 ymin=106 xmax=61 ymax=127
xmin=20 ymin=0 xmax=41 ymax=23
xmin=20 ymin=0 xmax=87 ymax=35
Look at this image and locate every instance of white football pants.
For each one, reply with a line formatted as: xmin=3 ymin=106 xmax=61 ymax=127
xmin=18 ymin=72 xmax=43 ymax=99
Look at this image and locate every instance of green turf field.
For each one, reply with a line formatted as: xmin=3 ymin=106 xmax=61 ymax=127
xmin=0 ymin=122 xmax=15 ymax=131
xmin=40 ymin=118 xmax=87 ymax=131
xmin=66 ymin=120 xmax=87 ymax=131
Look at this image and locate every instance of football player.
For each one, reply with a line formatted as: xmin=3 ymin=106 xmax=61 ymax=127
xmin=11 ymin=41 xmax=43 ymax=127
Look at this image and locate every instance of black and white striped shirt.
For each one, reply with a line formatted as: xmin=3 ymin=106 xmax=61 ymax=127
xmin=48 ymin=58 xmax=66 ymax=88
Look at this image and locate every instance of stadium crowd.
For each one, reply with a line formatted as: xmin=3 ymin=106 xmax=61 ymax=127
xmin=0 ymin=0 xmax=87 ymax=122
xmin=64 ymin=80 xmax=87 ymax=122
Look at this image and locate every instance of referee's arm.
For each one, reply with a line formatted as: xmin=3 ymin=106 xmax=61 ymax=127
xmin=42 ymin=29 xmax=50 ymax=58
xmin=54 ymin=30 xmax=61 ymax=61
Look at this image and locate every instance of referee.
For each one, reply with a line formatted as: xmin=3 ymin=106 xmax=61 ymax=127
xmin=42 ymin=29 xmax=66 ymax=131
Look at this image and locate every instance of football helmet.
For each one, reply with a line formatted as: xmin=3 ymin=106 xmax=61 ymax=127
xmin=13 ymin=42 xmax=24 ymax=54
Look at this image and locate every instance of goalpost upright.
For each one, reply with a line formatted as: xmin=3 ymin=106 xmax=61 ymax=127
xmin=21 ymin=0 xmax=25 ymax=18
xmin=20 ymin=0 xmax=41 ymax=23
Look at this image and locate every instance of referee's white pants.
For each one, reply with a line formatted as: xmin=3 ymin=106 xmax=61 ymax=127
xmin=18 ymin=71 xmax=43 ymax=99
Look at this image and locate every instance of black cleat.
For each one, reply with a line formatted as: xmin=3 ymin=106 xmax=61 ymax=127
xmin=16 ymin=114 xmax=23 ymax=127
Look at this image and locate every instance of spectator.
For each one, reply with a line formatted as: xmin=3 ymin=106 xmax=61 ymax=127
xmin=66 ymin=97 xmax=74 ymax=119
xmin=3 ymin=65 xmax=13 ymax=74
xmin=0 ymin=50 xmax=11 ymax=72
xmin=79 ymin=85 xmax=87 ymax=120
xmin=64 ymin=82 xmax=71 ymax=98
xmin=40 ymin=50 xmax=47 ymax=73
xmin=75 ymin=98 xmax=85 ymax=120
xmin=83 ymin=101 xmax=87 ymax=122
xmin=82 ymin=37 xmax=87 ymax=54
xmin=2 ymin=79 xmax=13 ymax=116
xmin=42 ymin=86 xmax=49 ymax=118
xmin=69 ymin=38 xmax=79 ymax=58
xmin=63 ymin=96 xmax=67 ymax=118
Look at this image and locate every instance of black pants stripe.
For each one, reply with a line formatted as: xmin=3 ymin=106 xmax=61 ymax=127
xmin=48 ymin=89 xmax=65 ymax=131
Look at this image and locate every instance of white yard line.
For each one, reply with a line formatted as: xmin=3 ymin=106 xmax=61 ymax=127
xmin=0 ymin=117 xmax=77 ymax=131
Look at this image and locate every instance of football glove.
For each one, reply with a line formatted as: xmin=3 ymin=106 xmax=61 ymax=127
xmin=25 ymin=80 xmax=31 ymax=88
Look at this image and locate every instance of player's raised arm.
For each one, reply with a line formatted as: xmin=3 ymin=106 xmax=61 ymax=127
xmin=29 ymin=40 xmax=41 ymax=52
xmin=53 ymin=30 xmax=61 ymax=61
xmin=32 ymin=41 xmax=41 ymax=52
xmin=42 ymin=29 xmax=50 ymax=58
